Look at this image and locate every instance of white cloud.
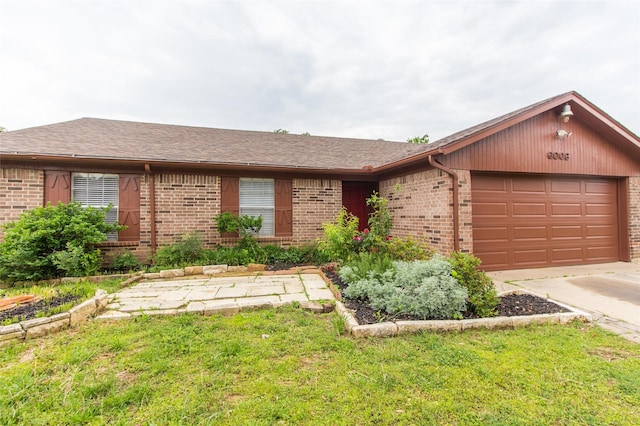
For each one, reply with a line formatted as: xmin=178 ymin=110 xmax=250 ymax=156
xmin=1 ymin=0 xmax=638 ymax=141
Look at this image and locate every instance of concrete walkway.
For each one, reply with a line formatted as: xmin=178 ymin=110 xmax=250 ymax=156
xmin=488 ymin=262 xmax=640 ymax=343
xmin=96 ymin=273 xmax=336 ymax=320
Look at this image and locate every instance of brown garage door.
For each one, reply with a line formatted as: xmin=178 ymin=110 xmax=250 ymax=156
xmin=472 ymin=173 xmax=619 ymax=270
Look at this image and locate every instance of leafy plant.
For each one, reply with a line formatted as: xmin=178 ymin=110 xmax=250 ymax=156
xmin=341 ymin=255 xmax=468 ymax=320
xmin=338 ymin=252 xmax=395 ymax=285
xmin=213 ymin=212 xmax=262 ymax=238
xmin=51 ymin=243 xmax=102 ymax=277
xmin=386 ymin=236 xmax=435 ymax=261
xmin=318 ymin=208 xmax=359 ymax=261
xmin=153 ymin=232 xmax=205 ymax=267
xmin=448 ymin=251 xmax=499 ymax=317
xmin=0 ymin=202 xmax=123 ymax=283
xmin=111 ymin=250 xmax=141 ymax=273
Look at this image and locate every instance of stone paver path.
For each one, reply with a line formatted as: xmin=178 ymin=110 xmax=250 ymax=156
xmin=96 ymin=274 xmax=336 ymax=320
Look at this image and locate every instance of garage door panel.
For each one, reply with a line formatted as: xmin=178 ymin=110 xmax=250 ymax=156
xmin=513 ymin=226 xmax=547 ymax=240
xmin=474 ymin=227 xmax=508 ymax=241
xmin=512 ymin=203 xmax=546 ymax=216
xmin=472 ymin=174 xmax=619 ymax=270
xmin=586 ymin=225 xmax=615 ymax=237
xmin=586 ymin=181 xmax=615 ymax=194
xmin=585 ymin=204 xmax=615 ymax=215
xmin=587 ymin=246 xmax=618 ymax=259
xmin=473 ymin=176 xmax=508 ymax=192
xmin=551 ymin=248 xmax=584 ymax=262
xmin=473 ymin=203 xmax=508 ymax=216
xmin=550 ymin=180 xmax=581 ymax=194
xmin=514 ymin=250 xmax=548 ymax=264
xmin=551 ymin=225 xmax=582 ymax=238
xmin=473 ymin=251 xmax=509 ymax=269
xmin=511 ymin=178 xmax=545 ymax=193
xmin=551 ymin=204 xmax=582 ymax=215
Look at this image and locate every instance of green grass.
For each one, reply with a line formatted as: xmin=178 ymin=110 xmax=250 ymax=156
xmin=0 ymin=278 xmax=124 ymax=325
xmin=1 ymin=307 xmax=639 ymax=425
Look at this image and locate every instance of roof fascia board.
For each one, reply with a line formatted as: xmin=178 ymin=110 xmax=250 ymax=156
xmin=438 ymin=93 xmax=576 ymax=155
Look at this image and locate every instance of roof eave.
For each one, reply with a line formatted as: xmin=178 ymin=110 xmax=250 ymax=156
xmin=0 ymin=153 xmax=378 ymax=177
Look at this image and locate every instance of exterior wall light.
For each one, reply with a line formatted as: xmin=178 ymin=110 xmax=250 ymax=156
xmin=559 ymin=103 xmax=574 ymax=122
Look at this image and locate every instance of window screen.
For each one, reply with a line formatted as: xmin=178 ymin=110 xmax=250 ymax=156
xmin=72 ymin=173 xmax=119 ymax=241
xmin=239 ymin=178 xmax=274 ymax=237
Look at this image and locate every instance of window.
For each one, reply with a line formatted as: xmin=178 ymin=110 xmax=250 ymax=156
xmin=72 ymin=173 xmax=119 ymax=241
xmin=239 ymin=178 xmax=274 ymax=237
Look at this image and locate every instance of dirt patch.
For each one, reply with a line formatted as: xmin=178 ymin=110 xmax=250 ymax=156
xmin=589 ymin=347 xmax=639 ymax=361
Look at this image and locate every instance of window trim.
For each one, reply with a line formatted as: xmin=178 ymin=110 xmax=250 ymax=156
xmin=239 ymin=177 xmax=275 ymax=237
xmin=71 ymin=172 xmax=119 ymax=241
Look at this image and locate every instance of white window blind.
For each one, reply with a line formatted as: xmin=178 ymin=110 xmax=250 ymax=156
xmin=239 ymin=178 xmax=274 ymax=237
xmin=72 ymin=173 xmax=119 ymax=241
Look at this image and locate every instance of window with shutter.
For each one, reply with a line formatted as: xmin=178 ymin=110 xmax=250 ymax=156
xmin=239 ymin=178 xmax=275 ymax=237
xmin=72 ymin=173 xmax=119 ymax=241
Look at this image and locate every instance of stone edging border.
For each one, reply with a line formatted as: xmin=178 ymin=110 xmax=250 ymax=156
xmin=0 ymin=289 xmax=116 ymax=347
xmin=335 ymin=289 xmax=593 ymax=338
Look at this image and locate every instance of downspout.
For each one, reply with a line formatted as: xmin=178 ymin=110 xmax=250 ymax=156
xmin=145 ymin=164 xmax=157 ymax=256
xmin=428 ymin=155 xmax=460 ymax=252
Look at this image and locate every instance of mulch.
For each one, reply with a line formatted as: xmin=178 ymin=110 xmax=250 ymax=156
xmin=0 ymin=292 xmax=82 ymax=324
xmin=322 ymin=268 xmax=570 ymax=325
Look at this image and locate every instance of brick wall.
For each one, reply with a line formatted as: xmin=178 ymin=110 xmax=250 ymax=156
xmin=629 ymin=176 xmax=640 ymax=261
xmin=0 ymin=168 xmax=44 ymax=240
xmin=380 ymin=168 xmax=463 ymax=255
xmin=154 ymin=173 xmax=220 ymax=247
xmin=292 ymin=178 xmax=342 ymax=245
xmin=457 ymin=170 xmax=473 ymax=254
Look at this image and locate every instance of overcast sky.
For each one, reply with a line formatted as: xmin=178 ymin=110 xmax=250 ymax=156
xmin=1 ymin=0 xmax=639 ymax=142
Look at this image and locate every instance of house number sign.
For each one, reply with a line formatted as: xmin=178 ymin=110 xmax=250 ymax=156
xmin=547 ymin=152 xmax=570 ymax=161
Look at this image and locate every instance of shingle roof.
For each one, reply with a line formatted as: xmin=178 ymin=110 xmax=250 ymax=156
xmin=0 ymin=118 xmax=429 ymax=171
xmin=426 ymin=92 xmax=574 ymax=152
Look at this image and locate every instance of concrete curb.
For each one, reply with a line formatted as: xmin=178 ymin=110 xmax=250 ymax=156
xmin=0 ymin=289 xmax=111 ymax=346
xmin=335 ymin=290 xmax=592 ymax=338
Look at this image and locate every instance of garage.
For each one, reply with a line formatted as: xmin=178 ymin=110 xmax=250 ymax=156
xmin=472 ymin=173 xmax=619 ymax=270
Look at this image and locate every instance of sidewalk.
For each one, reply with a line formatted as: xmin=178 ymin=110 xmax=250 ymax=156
xmin=96 ymin=273 xmax=336 ymax=320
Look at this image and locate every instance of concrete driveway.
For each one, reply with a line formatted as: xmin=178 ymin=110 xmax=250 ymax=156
xmin=488 ymin=262 xmax=640 ymax=343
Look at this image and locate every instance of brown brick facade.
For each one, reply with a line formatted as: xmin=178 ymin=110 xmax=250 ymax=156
xmin=1 ymin=166 xmax=638 ymax=266
xmin=0 ymin=168 xmax=44 ymax=240
xmin=629 ymin=176 xmax=640 ymax=261
xmin=292 ymin=178 xmax=342 ymax=244
xmin=154 ymin=174 xmax=220 ymax=246
xmin=380 ymin=168 xmax=468 ymax=255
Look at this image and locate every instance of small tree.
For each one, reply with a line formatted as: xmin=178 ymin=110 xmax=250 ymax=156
xmin=273 ymin=129 xmax=290 ymax=134
xmin=407 ymin=134 xmax=429 ymax=144
xmin=0 ymin=202 xmax=124 ymax=282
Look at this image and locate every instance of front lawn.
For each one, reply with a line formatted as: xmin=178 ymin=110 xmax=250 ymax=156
xmin=1 ymin=307 xmax=639 ymax=425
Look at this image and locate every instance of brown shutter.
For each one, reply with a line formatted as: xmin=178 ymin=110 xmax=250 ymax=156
xmin=118 ymin=174 xmax=140 ymax=241
xmin=220 ymin=176 xmax=240 ymax=238
xmin=275 ymin=179 xmax=293 ymax=237
xmin=43 ymin=171 xmax=71 ymax=206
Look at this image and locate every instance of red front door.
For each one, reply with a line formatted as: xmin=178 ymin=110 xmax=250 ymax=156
xmin=342 ymin=182 xmax=377 ymax=232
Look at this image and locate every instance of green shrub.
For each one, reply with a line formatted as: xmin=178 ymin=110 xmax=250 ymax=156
xmin=448 ymin=251 xmax=499 ymax=317
xmin=341 ymin=255 xmax=468 ymax=320
xmin=154 ymin=232 xmax=205 ymax=267
xmin=386 ymin=236 xmax=435 ymax=261
xmin=0 ymin=202 xmax=123 ymax=283
xmin=338 ymin=252 xmax=395 ymax=285
xmin=319 ymin=208 xmax=359 ymax=261
xmin=213 ymin=212 xmax=262 ymax=238
xmin=51 ymin=243 xmax=102 ymax=277
xmin=111 ymin=250 xmax=141 ymax=273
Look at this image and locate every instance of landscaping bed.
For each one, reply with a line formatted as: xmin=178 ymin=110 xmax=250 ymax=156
xmin=323 ymin=268 xmax=571 ymax=325
xmin=0 ymin=292 xmax=82 ymax=325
